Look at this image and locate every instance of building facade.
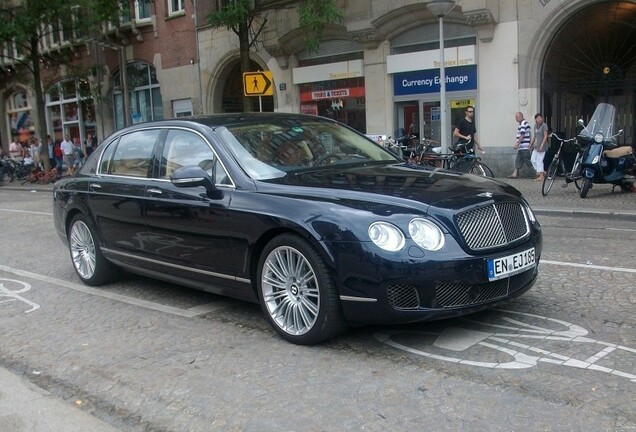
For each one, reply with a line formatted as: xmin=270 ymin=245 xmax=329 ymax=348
xmin=1 ymin=0 xmax=634 ymax=175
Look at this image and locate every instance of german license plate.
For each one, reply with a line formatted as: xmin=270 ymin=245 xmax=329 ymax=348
xmin=487 ymin=248 xmax=536 ymax=281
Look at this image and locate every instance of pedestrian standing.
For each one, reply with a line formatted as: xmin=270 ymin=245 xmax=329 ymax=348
xmin=60 ymin=134 xmax=75 ymax=176
xmin=73 ymin=137 xmax=84 ymax=170
xmin=9 ymin=136 xmax=24 ymax=162
xmin=453 ymin=106 xmax=484 ymax=153
xmin=46 ymin=135 xmax=55 ymax=170
xmin=53 ymin=139 xmax=64 ymax=177
xmin=507 ymin=112 xmax=532 ymax=179
xmin=531 ymin=113 xmax=549 ymax=182
xmin=85 ymin=132 xmax=98 ymax=157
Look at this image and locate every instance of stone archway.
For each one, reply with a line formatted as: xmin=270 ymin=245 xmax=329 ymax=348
xmin=207 ymin=52 xmax=275 ymax=114
xmin=532 ymin=1 xmax=636 ymax=143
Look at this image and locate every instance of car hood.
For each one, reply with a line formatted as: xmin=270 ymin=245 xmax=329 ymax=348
xmin=257 ymin=163 xmax=522 ymax=212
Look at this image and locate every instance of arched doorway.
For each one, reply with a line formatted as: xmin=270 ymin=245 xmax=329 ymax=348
xmin=542 ymin=1 xmax=636 ymax=146
xmin=221 ymin=60 xmax=274 ymax=113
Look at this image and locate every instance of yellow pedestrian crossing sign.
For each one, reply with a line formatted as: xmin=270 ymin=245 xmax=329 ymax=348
xmin=244 ymin=71 xmax=274 ymax=96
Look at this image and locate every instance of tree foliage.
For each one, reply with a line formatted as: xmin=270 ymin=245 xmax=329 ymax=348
xmin=207 ymin=0 xmax=343 ymax=111
xmin=298 ymin=0 xmax=344 ymax=53
xmin=0 ymin=0 xmax=123 ymax=169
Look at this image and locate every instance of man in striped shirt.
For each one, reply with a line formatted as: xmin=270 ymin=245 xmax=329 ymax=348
xmin=507 ymin=112 xmax=533 ymax=178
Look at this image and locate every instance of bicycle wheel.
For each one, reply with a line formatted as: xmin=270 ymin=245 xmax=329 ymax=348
xmin=451 ymin=158 xmax=472 ymax=174
xmin=541 ymin=159 xmax=559 ymax=196
xmin=477 ymin=162 xmax=494 ymax=177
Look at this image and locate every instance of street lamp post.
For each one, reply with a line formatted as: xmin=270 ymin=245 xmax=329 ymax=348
xmin=426 ymin=1 xmax=456 ymax=155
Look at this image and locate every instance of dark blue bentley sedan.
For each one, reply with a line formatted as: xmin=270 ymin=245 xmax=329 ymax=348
xmin=53 ymin=113 xmax=542 ymax=345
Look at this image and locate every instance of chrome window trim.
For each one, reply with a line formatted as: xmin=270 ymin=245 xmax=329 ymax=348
xmin=95 ymin=125 xmax=237 ymax=188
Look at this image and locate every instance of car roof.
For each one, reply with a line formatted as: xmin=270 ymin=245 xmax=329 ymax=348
xmin=117 ymin=113 xmax=337 ymax=133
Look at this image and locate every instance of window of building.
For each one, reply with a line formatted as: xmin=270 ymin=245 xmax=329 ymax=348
xmin=135 ymin=0 xmax=152 ymax=21
xmin=172 ymin=99 xmax=193 ymax=117
xmin=111 ymin=62 xmax=164 ymax=130
xmin=5 ymin=90 xmax=33 ymax=141
xmin=168 ymin=0 xmax=185 ymax=15
xmin=390 ymin=23 xmax=476 ymax=55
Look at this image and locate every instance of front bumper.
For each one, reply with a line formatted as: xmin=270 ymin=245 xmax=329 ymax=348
xmin=330 ymin=228 xmax=542 ymax=326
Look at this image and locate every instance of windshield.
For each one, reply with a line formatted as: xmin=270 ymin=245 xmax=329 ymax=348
xmin=219 ymin=117 xmax=400 ymax=180
xmin=579 ymin=103 xmax=616 ymax=140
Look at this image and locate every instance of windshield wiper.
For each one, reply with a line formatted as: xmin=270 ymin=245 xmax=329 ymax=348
xmin=291 ymin=160 xmax=391 ymax=175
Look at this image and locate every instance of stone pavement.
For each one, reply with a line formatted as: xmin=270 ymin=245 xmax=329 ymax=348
xmin=2 ymin=175 xmax=634 ymax=220
xmin=0 ymin=175 xmax=633 ymax=431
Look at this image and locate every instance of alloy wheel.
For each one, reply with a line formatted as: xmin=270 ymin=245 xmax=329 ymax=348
xmin=69 ymin=220 xmax=96 ymax=279
xmin=261 ymin=246 xmax=320 ymax=336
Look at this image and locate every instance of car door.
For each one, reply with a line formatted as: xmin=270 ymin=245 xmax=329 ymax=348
xmin=142 ymin=128 xmax=237 ymax=287
xmin=88 ymin=129 xmax=162 ymax=255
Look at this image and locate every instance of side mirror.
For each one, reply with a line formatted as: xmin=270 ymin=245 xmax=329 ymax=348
xmin=618 ymin=129 xmax=624 ymax=136
xmin=171 ymin=166 xmax=220 ymax=198
xmin=577 ymin=119 xmax=585 ymax=126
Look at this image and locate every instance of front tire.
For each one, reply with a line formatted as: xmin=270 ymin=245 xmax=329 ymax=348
xmin=68 ymin=214 xmax=119 ymax=286
xmin=257 ymin=234 xmax=347 ymax=345
xmin=580 ymin=177 xmax=593 ymax=198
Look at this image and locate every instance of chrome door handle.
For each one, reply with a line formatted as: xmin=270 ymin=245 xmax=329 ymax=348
xmin=147 ymin=188 xmax=162 ymax=195
xmin=89 ymin=183 xmax=101 ymax=190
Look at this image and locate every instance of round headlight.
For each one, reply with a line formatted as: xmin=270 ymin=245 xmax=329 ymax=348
xmin=408 ymin=218 xmax=445 ymax=251
xmin=368 ymin=222 xmax=405 ymax=252
xmin=594 ymin=132 xmax=604 ymax=143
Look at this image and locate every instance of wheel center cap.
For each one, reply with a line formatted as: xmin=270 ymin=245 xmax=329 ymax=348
xmin=290 ymin=284 xmax=299 ymax=296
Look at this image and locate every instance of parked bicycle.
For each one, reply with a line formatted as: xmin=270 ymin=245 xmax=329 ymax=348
xmin=541 ymin=133 xmax=585 ymax=196
xmin=420 ymin=140 xmax=494 ymax=177
xmin=4 ymin=159 xmax=35 ymax=183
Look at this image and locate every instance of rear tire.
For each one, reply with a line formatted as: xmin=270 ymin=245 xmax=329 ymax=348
xmin=542 ymin=160 xmax=559 ymax=196
xmin=257 ymin=234 xmax=348 ymax=345
xmin=68 ymin=214 xmax=119 ymax=285
xmin=580 ymin=177 xmax=592 ymax=198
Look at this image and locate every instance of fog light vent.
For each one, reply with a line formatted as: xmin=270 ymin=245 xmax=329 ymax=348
xmin=386 ymin=284 xmax=420 ymax=310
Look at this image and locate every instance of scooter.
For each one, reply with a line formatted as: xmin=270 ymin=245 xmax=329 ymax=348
xmin=577 ymin=102 xmax=635 ymax=198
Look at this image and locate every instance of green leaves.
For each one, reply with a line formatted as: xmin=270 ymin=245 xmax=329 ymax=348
xmin=299 ymin=0 xmax=343 ymax=53
xmin=207 ymin=0 xmax=256 ymax=34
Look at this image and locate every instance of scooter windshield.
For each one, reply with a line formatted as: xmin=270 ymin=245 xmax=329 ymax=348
xmin=579 ymin=103 xmax=616 ymax=140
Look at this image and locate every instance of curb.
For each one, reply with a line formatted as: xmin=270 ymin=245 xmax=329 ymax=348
xmin=533 ymin=208 xmax=636 ymax=221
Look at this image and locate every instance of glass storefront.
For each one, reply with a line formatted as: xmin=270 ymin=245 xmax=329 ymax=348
xmin=299 ymin=77 xmax=366 ymax=133
xmin=46 ymin=80 xmax=96 ymax=143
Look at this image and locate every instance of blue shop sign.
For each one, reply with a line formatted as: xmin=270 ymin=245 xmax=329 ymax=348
xmin=393 ymin=65 xmax=477 ymax=96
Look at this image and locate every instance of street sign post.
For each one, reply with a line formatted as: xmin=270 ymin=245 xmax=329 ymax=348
xmin=243 ymin=71 xmax=273 ymax=97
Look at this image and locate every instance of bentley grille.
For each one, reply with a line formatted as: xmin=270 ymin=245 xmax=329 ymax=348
xmin=456 ymin=202 xmax=530 ymax=251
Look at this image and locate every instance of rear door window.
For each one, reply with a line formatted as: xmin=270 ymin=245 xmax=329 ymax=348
xmin=109 ymin=130 xmax=160 ymax=178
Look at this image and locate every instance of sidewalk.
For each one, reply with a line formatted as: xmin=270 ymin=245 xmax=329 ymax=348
xmin=0 ymin=366 xmax=121 ymax=432
xmin=497 ymin=176 xmax=635 ymax=220
xmin=2 ymin=175 xmax=634 ymax=220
